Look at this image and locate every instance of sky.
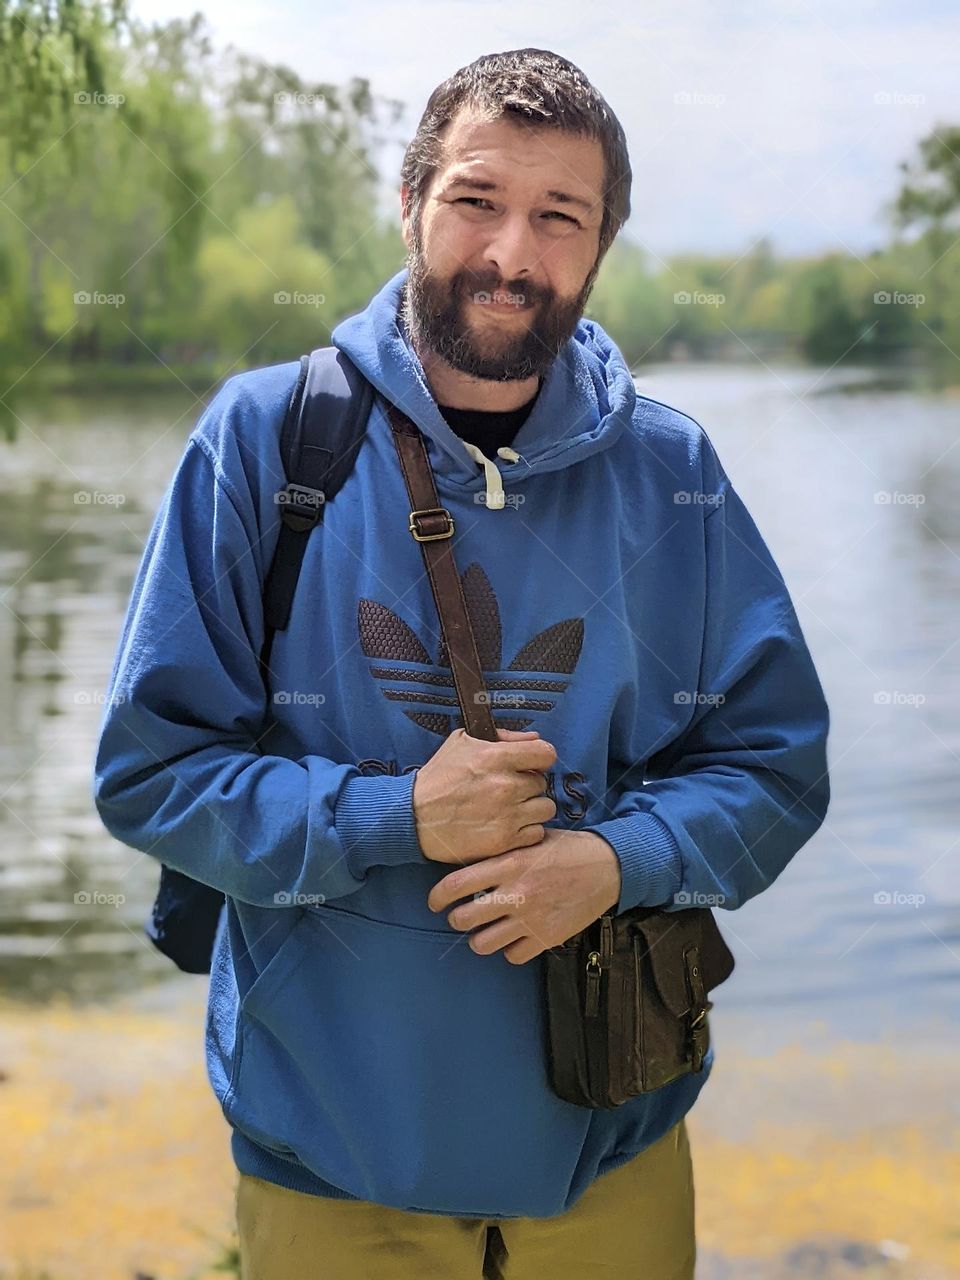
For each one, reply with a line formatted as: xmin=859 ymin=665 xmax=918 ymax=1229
xmin=132 ymin=0 xmax=960 ymax=260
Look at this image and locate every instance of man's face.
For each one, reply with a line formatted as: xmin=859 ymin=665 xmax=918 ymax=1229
xmin=400 ymin=107 xmax=607 ymax=382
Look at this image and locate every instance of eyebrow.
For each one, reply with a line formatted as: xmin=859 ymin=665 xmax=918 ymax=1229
xmin=442 ymin=175 xmax=597 ymax=215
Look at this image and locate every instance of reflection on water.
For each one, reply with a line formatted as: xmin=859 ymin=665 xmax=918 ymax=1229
xmin=0 ymin=389 xmax=208 ymax=1003
xmin=0 ymin=365 xmax=958 ymax=1035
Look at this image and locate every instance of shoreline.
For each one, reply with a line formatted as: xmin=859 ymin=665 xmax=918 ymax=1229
xmin=2 ymin=989 xmax=957 ymax=1280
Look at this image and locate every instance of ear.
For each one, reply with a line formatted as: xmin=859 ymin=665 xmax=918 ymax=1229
xmin=400 ymin=183 xmax=413 ymax=249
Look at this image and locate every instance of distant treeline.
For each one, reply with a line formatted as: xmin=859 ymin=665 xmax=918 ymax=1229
xmin=589 ymin=235 xmax=953 ymax=368
xmin=1 ymin=1 xmax=958 ymax=391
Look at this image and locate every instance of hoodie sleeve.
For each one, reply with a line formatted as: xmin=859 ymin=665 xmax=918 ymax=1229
xmin=585 ymin=466 xmax=830 ymax=917
xmin=92 ymin=418 xmax=427 ymax=910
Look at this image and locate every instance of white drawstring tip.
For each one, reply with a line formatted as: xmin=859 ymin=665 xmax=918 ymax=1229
xmin=459 ymin=439 xmax=509 ymax=511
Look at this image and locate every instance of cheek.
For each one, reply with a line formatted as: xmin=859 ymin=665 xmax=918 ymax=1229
xmin=535 ymin=241 xmax=590 ymax=293
xmin=424 ymin=219 xmax=484 ymax=273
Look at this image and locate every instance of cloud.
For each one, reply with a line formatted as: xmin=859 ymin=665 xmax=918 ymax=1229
xmin=132 ymin=0 xmax=960 ymax=254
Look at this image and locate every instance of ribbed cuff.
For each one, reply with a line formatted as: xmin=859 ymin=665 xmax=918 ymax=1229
xmin=335 ymin=768 xmax=426 ymax=873
xmin=585 ymin=811 xmax=683 ymax=914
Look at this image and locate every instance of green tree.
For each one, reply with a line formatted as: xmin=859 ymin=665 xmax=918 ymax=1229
xmin=0 ymin=0 xmax=129 ymax=167
xmin=795 ymin=257 xmax=862 ymax=364
xmin=891 ymin=125 xmax=960 ymax=352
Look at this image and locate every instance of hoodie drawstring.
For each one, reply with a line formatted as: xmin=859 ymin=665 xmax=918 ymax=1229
xmin=459 ymin=441 xmax=521 ymax=511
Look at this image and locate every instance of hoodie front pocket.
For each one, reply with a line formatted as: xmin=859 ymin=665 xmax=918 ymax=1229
xmin=219 ymin=907 xmax=310 ymax=1128
xmin=226 ymin=901 xmax=589 ymax=1216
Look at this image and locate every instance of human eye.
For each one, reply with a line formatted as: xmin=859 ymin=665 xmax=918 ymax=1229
xmin=543 ymin=209 xmax=581 ymax=227
xmin=455 ymin=196 xmax=494 ymax=210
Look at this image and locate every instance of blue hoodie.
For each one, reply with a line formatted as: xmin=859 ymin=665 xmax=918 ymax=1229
xmin=93 ymin=266 xmax=830 ymax=1219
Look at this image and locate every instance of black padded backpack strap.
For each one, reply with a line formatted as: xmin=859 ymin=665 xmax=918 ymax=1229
xmin=259 ymin=346 xmax=373 ymax=682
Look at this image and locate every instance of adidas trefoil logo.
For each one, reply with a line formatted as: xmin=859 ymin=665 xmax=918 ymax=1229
xmin=358 ymin=562 xmax=584 ymax=738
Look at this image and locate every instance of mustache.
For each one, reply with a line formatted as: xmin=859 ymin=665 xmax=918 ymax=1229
xmin=456 ymin=274 xmax=546 ymax=309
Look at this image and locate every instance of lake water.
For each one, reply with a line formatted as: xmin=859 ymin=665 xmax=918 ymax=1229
xmin=1 ymin=361 xmax=957 ymax=1050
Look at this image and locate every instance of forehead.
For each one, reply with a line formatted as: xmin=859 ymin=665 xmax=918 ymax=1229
xmin=435 ymin=105 xmax=605 ymax=213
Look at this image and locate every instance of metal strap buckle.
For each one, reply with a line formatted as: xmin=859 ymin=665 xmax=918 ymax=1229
xmin=409 ymin=507 xmax=455 ymax=542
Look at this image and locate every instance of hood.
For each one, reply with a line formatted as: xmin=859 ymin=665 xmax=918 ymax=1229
xmin=330 ymin=266 xmax=636 ymax=491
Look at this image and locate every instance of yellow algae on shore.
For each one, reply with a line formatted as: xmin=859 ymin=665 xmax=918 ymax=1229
xmin=691 ymin=1032 xmax=960 ymax=1275
xmin=1 ymin=988 xmax=237 ymax=1280
xmin=692 ymin=1124 xmax=960 ymax=1270
xmin=1 ymin=994 xmax=957 ymax=1280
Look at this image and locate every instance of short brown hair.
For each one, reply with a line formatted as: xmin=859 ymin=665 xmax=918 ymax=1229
xmin=400 ymin=48 xmax=632 ymax=264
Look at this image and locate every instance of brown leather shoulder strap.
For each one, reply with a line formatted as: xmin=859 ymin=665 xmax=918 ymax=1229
xmin=384 ymin=398 xmax=499 ymax=743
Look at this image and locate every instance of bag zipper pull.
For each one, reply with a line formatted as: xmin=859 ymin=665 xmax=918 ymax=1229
xmin=584 ymin=917 xmax=614 ymax=1018
xmin=585 ymin=951 xmax=602 ymax=1017
xmin=600 ymin=913 xmax=613 ymax=960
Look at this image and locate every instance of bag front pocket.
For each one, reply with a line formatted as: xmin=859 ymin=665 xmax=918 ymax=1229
xmin=633 ymin=909 xmax=731 ymax=1092
xmin=226 ymin=902 xmax=589 ymax=1216
xmin=542 ymin=940 xmax=596 ymax=1106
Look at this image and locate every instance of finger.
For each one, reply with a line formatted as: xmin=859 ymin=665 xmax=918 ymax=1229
xmin=427 ymin=856 xmax=510 ymax=913
xmin=516 ymin=771 xmax=549 ymax=799
xmin=468 ymin=918 xmax=528 ymax=956
xmin=492 ymin=739 xmax=557 ymax=772
xmin=517 ymin=794 xmax=556 ymax=823
xmin=448 ymin=890 xmax=515 ymax=932
xmin=502 ymin=936 xmax=544 ymax=965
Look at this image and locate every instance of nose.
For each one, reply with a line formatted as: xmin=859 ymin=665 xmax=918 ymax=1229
xmin=482 ymin=211 xmax=538 ymax=290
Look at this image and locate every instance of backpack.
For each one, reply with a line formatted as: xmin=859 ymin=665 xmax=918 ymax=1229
xmin=144 ymin=346 xmax=374 ymax=974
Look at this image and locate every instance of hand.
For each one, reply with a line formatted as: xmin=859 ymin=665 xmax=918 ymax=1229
xmin=426 ymin=828 xmax=622 ymax=965
xmin=412 ymin=727 xmax=558 ymax=865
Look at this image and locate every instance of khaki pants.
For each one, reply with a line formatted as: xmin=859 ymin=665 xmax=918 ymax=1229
xmin=235 ymin=1117 xmax=695 ymax=1280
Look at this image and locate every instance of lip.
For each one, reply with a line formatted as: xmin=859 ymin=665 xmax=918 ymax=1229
xmin=473 ymin=298 xmax=531 ymax=313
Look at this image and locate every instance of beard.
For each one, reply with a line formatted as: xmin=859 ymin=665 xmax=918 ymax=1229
xmin=400 ymin=226 xmax=600 ymax=383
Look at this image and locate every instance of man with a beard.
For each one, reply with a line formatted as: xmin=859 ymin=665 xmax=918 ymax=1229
xmin=399 ymin=86 xmax=605 ymax=473
xmin=94 ymin=48 xmax=830 ymax=1280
